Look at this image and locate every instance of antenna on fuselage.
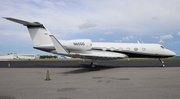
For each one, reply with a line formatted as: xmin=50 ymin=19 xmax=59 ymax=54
xmin=137 ymin=41 xmax=140 ymax=44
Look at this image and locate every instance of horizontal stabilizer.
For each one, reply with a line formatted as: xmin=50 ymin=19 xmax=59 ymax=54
xmin=49 ymin=35 xmax=69 ymax=55
xmin=3 ymin=17 xmax=41 ymax=26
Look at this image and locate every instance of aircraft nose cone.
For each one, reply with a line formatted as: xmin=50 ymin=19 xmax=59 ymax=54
xmin=172 ymin=51 xmax=176 ymax=56
xmin=169 ymin=50 xmax=176 ymax=56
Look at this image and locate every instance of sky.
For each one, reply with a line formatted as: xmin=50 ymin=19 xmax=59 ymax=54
xmin=0 ymin=0 xmax=180 ymax=55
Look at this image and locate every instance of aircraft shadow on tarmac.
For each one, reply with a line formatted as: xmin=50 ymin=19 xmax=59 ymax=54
xmin=62 ymin=60 xmax=180 ymax=74
xmin=61 ymin=63 xmax=166 ymax=74
xmin=62 ymin=64 xmax=119 ymax=74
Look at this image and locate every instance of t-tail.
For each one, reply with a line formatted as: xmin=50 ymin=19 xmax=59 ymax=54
xmin=3 ymin=17 xmax=52 ymax=49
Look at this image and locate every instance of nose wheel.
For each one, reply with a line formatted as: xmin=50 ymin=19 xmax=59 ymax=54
xmin=159 ymin=58 xmax=165 ymax=67
xmin=161 ymin=63 xmax=165 ymax=67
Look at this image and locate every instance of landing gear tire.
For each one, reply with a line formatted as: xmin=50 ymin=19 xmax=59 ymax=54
xmin=91 ymin=62 xmax=96 ymax=68
xmin=89 ymin=62 xmax=100 ymax=71
xmin=161 ymin=63 xmax=165 ymax=67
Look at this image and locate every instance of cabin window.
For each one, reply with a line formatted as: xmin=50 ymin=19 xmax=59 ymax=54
xmin=126 ymin=47 xmax=130 ymax=51
xmin=134 ymin=48 xmax=138 ymax=51
xmin=118 ymin=47 xmax=123 ymax=51
xmin=102 ymin=47 xmax=106 ymax=51
xmin=142 ymin=48 xmax=146 ymax=51
xmin=110 ymin=47 xmax=115 ymax=51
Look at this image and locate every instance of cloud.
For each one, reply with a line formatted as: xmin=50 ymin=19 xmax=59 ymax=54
xmin=122 ymin=37 xmax=129 ymax=41
xmin=1 ymin=0 xmax=180 ymax=35
xmin=152 ymin=35 xmax=173 ymax=43
xmin=99 ymin=38 xmax=105 ymax=41
xmin=115 ymin=35 xmax=134 ymax=42
xmin=104 ymin=31 xmax=113 ymax=35
xmin=159 ymin=39 xmax=164 ymax=43
xmin=152 ymin=16 xmax=158 ymax=20
xmin=160 ymin=35 xmax=173 ymax=40
xmin=22 ymin=45 xmax=28 ymax=47
xmin=129 ymin=36 xmax=134 ymax=39
xmin=79 ymin=20 xmax=98 ymax=29
xmin=0 ymin=26 xmax=4 ymax=30
xmin=159 ymin=34 xmax=173 ymax=43
xmin=151 ymin=36 xmax=159 ymax=39
xmin=0 ymin=26 xmax=9 ymax=36
xmin=177 ymin=32 xmax=180 ymax=35
xmin=122 ymin=35 xmax=134 ymax=41
xmin=114 ymin=40 xmax=122 ymax=42
xmin=1 ymin=32 xmax=10 ymax=36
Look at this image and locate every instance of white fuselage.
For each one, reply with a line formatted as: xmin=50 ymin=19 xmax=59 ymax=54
xmin=36 ymin=40 xmax=176 ymax=59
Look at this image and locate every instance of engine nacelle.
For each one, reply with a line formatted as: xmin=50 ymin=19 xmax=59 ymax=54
xmin=61 ymin=39 xmax=92 ymax=51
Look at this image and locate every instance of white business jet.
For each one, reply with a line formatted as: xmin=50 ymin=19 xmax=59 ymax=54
xmin=4 ymin=17 xmax=176 ymax=67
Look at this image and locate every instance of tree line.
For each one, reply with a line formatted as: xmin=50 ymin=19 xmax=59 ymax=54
xmin=39 ymin=55 xmax=58 ymax=59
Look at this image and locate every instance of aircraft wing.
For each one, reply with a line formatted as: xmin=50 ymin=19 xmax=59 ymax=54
xmin=49 ymin=35 xmax=128 ymax=59
xmin=70 ymin=51 xmax=128 ymax=59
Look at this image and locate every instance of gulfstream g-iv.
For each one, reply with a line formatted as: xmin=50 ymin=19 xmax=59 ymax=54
xmin=4 ymin=17 xmax=176 ymax=67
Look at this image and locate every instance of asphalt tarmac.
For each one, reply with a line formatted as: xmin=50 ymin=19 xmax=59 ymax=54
xmin=0 ymin=60 xmax=180 ymax=68
xmin=0 ymin=60 xmax=180 ymax=99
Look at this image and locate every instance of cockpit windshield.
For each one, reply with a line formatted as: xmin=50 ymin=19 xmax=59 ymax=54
xmin=160 ymin=46 xmax=165 ymax=49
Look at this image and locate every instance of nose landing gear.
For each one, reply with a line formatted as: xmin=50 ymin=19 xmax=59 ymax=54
xmin=159 ymin=58 xmax=165 ymax=67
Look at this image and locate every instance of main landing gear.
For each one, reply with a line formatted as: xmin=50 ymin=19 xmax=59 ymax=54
xmin=90 ymin=59 xmax=98 ymax=68
xmin=159 ymin=58 xmax=165 ymax=67
xmin=79 ymin=58 xmax=98 ymax=69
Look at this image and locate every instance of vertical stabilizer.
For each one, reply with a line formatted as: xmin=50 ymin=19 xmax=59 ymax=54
xmin=27 ymin=25 xmax=52 ymax=46
xmin=3 ymin=17 xmax=52 ymax=47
